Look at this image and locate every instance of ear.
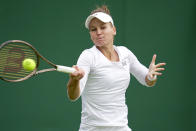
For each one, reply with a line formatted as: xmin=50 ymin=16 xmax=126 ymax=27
xmin=113 ymin=26 xmax=116 ymax=36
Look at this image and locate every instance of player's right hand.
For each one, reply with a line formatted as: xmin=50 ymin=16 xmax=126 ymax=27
xmin=70 ymin=65 xmax=85 ymax=80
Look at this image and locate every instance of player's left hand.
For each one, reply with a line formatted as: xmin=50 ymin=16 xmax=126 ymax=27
xmin=147 ymin=54 xmax=166 ymax=80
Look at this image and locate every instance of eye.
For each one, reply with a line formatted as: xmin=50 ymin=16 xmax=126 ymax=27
xmin=90 ymin=28 xmax=97 ymax=32
xmin=101 ymin=26 xmax=106 ymax=30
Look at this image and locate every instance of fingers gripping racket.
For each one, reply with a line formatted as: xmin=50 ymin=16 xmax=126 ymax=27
xmin=0 ymin=40 xmax=76 ymax=82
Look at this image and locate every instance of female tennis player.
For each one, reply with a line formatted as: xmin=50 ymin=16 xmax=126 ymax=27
xmin=67 ymin=5 xmax=166 ymax=131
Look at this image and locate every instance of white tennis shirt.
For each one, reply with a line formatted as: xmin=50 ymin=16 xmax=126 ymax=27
xmin=76 ymin=45 xmax=149 ymax=126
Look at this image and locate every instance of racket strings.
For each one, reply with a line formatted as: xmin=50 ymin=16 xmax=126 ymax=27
xmin=0 ymin=42 xmax=37 ymax=81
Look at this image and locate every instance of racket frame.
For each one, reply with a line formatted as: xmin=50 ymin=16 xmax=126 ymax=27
xmin=0 ymin=40 xmax=58 ymax=82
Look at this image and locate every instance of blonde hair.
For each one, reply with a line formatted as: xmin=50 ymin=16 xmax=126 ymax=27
xmin=90 ymin=5 xmax=111 ymax=16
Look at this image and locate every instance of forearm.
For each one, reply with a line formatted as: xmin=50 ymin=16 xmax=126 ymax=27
xmin=67 ymin=78 xmax=80 ymax=101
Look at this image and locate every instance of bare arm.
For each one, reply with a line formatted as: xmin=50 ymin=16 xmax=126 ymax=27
xmin=67 ymin=66 xmax=84 ymax=101
xmin=145 ymin=54 xmax=166 ymax=86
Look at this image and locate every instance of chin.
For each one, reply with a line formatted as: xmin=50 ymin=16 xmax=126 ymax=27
xmin=94 ymin=42 xmax=105 ymax=47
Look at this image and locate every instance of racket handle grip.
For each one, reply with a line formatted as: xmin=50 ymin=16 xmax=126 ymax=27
xmin=56 ymin=65 xmax=76 ymax=74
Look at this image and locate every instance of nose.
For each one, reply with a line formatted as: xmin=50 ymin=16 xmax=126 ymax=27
xmin=96 ymin=28 xmax=102 ymax=35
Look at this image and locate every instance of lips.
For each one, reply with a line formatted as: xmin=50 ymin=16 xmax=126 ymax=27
xmin=97 ymin=37 xmax=104 ymax=41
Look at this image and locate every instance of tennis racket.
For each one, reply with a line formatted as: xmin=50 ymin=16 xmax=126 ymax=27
xmin=0 ymin=40 xmax=76 ymax=82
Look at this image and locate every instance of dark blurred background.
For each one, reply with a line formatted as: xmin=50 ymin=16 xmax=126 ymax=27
xmin=0 ymin=0 xmax=195 ymax=131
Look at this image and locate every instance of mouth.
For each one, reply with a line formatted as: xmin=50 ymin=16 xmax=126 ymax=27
xmin=97 ymin=37 xmax=104 ymax=41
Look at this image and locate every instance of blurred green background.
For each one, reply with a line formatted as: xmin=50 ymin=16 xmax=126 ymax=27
xmin=0 ymin=0 xmax=195 ymax=131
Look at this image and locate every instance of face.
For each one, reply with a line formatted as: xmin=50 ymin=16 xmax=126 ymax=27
xmin=89 ymin=18 xmax=116 ymax=47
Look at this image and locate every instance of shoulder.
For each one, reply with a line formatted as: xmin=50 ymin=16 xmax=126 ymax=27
xmin=79 ymin=46 xmax=95 ymax=58
xmin=80 ymin=46 xmax=96 ymax=55
xmin=116 ymin=45 xmax=132 ymax=53
xmin=77 ymin=46 xmax=96 ymax=65
xmin=116 ymin=45 xmax=136 ymax=58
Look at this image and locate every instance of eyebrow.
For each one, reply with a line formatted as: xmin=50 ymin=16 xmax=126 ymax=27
xmin=89 ymin=23 xmax=106 ymax=29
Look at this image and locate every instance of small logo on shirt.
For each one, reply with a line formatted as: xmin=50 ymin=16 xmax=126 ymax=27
xmin=122 ymin=61 xmax=127 ymax=66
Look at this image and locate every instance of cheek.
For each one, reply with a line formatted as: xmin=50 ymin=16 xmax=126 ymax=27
xmin=90 ymin=33 xmax=98 ymax=42
xmin=105 ymin=33 xmax=114 ymax=41
xmin=104 ymin=29 xmax=115 ymax=38
xmin=90 ymin=34 xmax=95 ymax=42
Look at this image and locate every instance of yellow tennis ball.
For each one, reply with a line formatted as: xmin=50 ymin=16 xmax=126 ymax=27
xmin=22 ymin=59 xmax=36 ymax=71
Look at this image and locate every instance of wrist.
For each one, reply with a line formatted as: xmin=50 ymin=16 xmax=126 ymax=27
xmin=147 ymin=74 xmax=157 ymax=81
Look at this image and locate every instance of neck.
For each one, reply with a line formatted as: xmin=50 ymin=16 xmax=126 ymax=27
xmin=96 ymin=45 xmax=119 ymax=62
